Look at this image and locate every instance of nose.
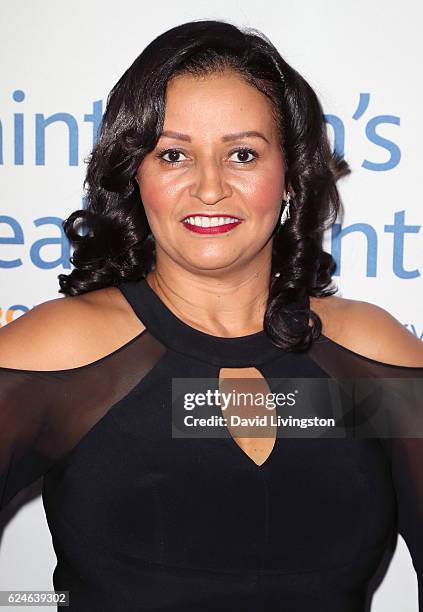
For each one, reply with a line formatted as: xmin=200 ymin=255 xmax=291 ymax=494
xmin=189 ymin=159 xmax=232 ymax=205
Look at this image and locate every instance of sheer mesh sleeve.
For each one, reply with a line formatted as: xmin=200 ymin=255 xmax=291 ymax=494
xmin=0 ymin=368 xmax=59 ymax=509
xmin=0 ymin=330 xmax=166 ymax=511
xmin=388 ymin=436 xmax=423 ymax=607
xmin=308 ymin=334 xmax=423 ymax=609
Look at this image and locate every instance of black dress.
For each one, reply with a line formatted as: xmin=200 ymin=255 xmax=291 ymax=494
xmin=0 ymin=277 xmax=422 ymax=611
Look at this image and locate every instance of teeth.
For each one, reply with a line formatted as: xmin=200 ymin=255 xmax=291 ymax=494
xmin=183 ymin=216 xmax=240 ymax=228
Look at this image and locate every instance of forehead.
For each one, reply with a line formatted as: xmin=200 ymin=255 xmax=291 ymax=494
xmin=163 ymin=71 xmax=278 ymax=137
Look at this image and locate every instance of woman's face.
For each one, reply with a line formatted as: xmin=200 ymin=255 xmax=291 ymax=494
xmin=136 ymin=70 xmax=286 ymax=276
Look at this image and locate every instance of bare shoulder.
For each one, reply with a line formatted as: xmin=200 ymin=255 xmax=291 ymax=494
xmin=310 ymin=294 xmax=423 ymax=367
xmin=0 ymin=286 xmax=145 ymax=371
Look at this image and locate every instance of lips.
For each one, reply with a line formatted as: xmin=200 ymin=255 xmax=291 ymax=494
xmin=181 ymin=213 xmax=242 ymax=221
xmin=181 ymin=214 xmax=243 ymax=235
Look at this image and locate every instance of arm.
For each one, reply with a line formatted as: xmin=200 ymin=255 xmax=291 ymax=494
xmin=0 ymin=291 xmax=123 ymax=510
xmin=344 ymin=301 xmax=423 ymax=609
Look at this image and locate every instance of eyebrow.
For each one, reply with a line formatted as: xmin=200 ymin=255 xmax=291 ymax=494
xmin=160 ymin=130 xmax=270 ymax=144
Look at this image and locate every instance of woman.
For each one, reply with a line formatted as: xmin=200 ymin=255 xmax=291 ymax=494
xmin=0 ymin=19 xmax=422 ymax=612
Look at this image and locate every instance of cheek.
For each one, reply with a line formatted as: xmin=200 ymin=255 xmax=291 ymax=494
xmin=251 ymin=183 xmax=282 ymax=213
xmin=137 ymin=163 xmax=174 ymax=220
xmin=246 ymin=163 xmax=285 ymax=214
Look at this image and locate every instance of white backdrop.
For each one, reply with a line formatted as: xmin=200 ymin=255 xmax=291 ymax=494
xmin=0 ymin=1 xmax=422 ymax=610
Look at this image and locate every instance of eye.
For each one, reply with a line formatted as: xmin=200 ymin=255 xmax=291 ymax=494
xmin=228 ymin=147 xmax=260 ymax=164
xmin=156 ymin=148 xmax=188 ymax=166
xmin=155 ymin=146 xmax=260 ymax=167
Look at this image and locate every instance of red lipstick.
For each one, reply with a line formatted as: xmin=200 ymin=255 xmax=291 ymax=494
xmin=181 ymin=214 xmax=243 ymax=235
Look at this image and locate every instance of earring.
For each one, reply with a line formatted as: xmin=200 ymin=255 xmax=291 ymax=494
xmin=280 ymin=192 xmax=291 ymax=226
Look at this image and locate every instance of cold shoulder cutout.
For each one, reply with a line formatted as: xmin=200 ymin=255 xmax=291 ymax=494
xmin=0 ymin=288 xmax=146 ymax=372
xmin=0 ymin=277 xmax=421 ymax=611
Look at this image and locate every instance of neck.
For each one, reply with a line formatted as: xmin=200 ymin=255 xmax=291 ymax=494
xmin=146 ymin=264 xmax=272 ymax=338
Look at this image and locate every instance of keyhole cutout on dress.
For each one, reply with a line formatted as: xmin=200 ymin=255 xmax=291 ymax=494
xmin=218 ymin=367 xmax=278 ymax=467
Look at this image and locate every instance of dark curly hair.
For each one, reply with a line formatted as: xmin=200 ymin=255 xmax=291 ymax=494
xmin=58 ymin=18 xmax=350 ymax=352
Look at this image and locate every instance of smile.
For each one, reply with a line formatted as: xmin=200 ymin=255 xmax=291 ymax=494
xmin=181 ymin=215 xmax=243 ymax=234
